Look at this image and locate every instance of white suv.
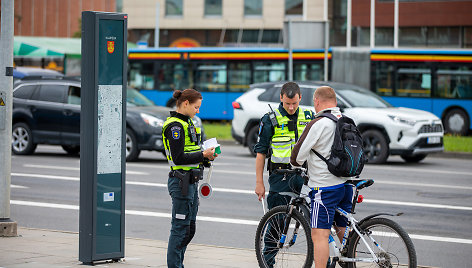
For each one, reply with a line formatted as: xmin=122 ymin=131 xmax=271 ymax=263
xmin=231 ymin=81 xmax=444 ymax=163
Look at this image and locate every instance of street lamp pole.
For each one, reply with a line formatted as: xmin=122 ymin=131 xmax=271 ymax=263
xmin=0 ymin=0 xmax=17 ymax=237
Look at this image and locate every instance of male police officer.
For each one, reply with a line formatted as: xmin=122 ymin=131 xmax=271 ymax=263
xmin=254 ymin=81 xmax=313 ymax=266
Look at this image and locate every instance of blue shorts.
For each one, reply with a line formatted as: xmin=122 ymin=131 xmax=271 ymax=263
xmin=309 ymin=184 xmax=353 ymax=229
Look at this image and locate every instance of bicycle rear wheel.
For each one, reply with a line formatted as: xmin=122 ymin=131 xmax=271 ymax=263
xmin=346 ymin=217 xmax=417 ymax=268
xmin=255 ymin=205 xmax=313 ymax=268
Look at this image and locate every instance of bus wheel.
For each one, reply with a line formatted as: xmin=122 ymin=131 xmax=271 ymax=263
xmin=247 ymin=125 xmax=259 ymax=157
xmin=362 ymin=130 xmax=389 ymax=164
xmin=444 ymin=109 xmax=469 ymax=135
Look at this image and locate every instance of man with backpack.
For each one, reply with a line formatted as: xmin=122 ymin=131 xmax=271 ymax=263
xmin=290 ymin=86 xmax=365 ymax=268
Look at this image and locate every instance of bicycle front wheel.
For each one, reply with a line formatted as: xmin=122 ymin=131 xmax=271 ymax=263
xmin=255 ymin=205 xmax=313 ymax=268
xmin=346 ymin=217 xmax=417 ymax=268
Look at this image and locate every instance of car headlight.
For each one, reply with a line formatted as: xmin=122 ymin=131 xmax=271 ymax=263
xmin=388 ymin=115 xmax=416 ymax=126
xmin=140 ymin=113 xmax=164 ymax=128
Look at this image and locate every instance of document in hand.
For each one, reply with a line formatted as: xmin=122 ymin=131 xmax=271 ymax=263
xmin=203 ymin=138 xmax=221 ymax=154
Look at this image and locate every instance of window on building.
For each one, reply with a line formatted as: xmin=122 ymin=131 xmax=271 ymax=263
xmin=261 ymin=30 xmax=281 ymax=43
xmin=242 ymin=30 xmax=259 ymax=43
xmin=166 ymin=0 xmax=183 ymax=16
xmin=205 ymin=0 xmax=222 ymax=16
xmin=245 ymin=0 xmax=262 ymax=16
xmin=285 ymin=0 xmax=303 ymax=15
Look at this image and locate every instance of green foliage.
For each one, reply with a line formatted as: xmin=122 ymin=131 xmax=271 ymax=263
xmin=444 ymin=135 xmax=472 ymax=153
xmin=72 ymin=18 xmax=82 ymax=38
xmin=203 ymin=121 xmax=232 ymax=140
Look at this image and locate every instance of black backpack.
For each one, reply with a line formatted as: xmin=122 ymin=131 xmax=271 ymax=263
xmin=311 ymin=113 xmax=366 ymax=177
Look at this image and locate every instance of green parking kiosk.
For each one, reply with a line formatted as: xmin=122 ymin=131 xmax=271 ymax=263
xmin=79 ymin=11 xmax=127 ymax=264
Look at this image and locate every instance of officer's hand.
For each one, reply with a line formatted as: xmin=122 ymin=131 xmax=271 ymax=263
xmin=203 ymin=147 xmax=217 ymax=161
xmin=255 ymin=183 xmax=265 ymax=201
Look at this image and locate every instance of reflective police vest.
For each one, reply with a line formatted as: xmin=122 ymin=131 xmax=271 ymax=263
xmin=270 ymin=108 xmax=312 ymax=164
xmin=162 ymin=116 xmax=202 ymax=171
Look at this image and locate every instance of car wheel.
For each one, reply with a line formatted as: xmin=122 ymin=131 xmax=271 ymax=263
xmin=362 ymin=130 xmax=389 ymax=164
xmin=401 ymin=154 xmax=427 ymax=163
xmin=126 ymin=128 xmax=141 ymax=161
xmin=12 ymin=122 xmax=37 ymax=155
xmin=444 ymin=109 xmax=469 ymax=135
xmin=62 ymin=145 xmax=80 ymax=155
xmin=247 ymin=125 xmax=259 ymax=157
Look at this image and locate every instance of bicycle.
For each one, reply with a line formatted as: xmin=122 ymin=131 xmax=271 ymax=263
xmin=254 ymin=168 xmax=417 ymax=268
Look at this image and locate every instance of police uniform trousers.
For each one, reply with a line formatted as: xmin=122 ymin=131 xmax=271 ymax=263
xmin=263 ymin=172 xmax=304 ymax=268
xmin=167 ymin=174 xmax=199 ymax=268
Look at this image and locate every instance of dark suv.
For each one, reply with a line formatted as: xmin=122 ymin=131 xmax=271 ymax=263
xmin=12 ymin=76 xmax=204 ymax=161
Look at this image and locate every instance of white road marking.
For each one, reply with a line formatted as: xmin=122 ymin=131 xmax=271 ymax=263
xmin=12 ymin=173 xmax=472 ymax=211
xmin=366 ymin=165 xmax=472 ymax=177
xmin=10 ymin=199 xmax=472 ymax=245
xmin=364 ymin=199 xmax=472 ymax=211
xmin=23 ymin=164 xmax=148 ymax=175
xmin=373 ymin=180 xmax=472 ymax=190
xmin=11 ymin=184 xmax=28 ymax=189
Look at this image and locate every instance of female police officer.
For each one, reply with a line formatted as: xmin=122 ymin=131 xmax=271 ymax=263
xmin=162 ymin=89 xmax=217 ymax=268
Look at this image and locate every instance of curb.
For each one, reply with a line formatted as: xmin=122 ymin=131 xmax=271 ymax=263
xmin=429 ymin=151 xmax=472 ymax=160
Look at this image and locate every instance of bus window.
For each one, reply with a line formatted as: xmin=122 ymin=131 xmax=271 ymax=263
xmin=228 ymin=62 xmax=251 ymax=92
xmin=375 ymin=62 xmax=394 ymax=96
xmin=437 ymin=67 xmax=472 ymax=99
xmin=254 ymin=62 xmax=285 ymax=83
xmin=294 ymin=63 xmax=323 ymax=81
xmin=129 ymin=62 xmax=155 ymax=90
xmin=396 ymin=66 xmax=431 ymax=97
xmin=158 ymin=63 xmax=191 ymax=91
xmin=195 ymin=63 xmax=227 ymax=92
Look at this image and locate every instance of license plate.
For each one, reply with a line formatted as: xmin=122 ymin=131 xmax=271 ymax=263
xmin=427 ymin=137 xmax=441 ymax=144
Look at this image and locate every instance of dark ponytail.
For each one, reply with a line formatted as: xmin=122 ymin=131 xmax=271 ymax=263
xmin=174 ymin=89 xmax=202 ymax=107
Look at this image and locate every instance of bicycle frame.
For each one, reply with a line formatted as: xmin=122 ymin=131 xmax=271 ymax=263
xmin=329 ymin=207 xmax=387 ymax=264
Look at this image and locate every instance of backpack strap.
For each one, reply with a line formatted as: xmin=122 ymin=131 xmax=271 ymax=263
xmin=311 ymin=112 xmax=339 ymax=163
xmin=311 ymin=148 xmax=328 ymax=163
xmin=316 ymin=112 xmax=339 ymax=122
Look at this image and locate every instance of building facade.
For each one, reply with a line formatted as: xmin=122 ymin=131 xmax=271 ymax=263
xmin=124 ymin=0 xmax=472 ymax=48
xmin=124 ymin=0 xmax=327 ymax=47
xmin=12 ymin=0 xmax=117 ymax=38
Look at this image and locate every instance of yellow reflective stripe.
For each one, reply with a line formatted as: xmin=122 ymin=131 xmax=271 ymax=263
xmin=271 ymin=156 xmax=291 ymax=163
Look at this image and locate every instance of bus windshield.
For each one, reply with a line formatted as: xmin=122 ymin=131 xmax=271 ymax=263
xmin=338 ymin=88 xmax=393 ymax=108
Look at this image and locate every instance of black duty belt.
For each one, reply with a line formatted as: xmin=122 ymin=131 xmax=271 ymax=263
xmin=269 ymin=163 xmax=291 ymax=172
xmin=169 ymin=169 xmax=203 ymax=196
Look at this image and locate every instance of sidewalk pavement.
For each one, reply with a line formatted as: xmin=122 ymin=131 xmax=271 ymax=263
xmin=0 ymin=227 xmax=259 ymax=268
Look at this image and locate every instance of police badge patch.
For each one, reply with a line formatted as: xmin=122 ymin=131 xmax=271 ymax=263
xmin=171 ymin=126 xmax=181 ymax=139
xmin=304 ymin=110 xmax=312 ymax=120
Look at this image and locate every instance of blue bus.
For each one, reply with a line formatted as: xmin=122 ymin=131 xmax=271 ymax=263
xmin=128 ymin=47 xmax=331 ymax=120
xmin=369 ymin=48 xmax=472 ymax=135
